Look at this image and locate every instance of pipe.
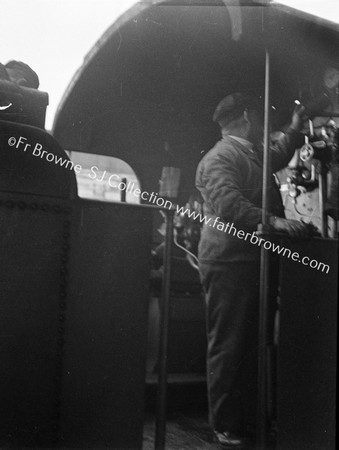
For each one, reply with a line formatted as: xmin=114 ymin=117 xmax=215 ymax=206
xmin=155 ymin=209 xmax=174 ymax=450
xmin=121 ymin=177 xmax=127 ymax=202
xmin=256 ymin=44 xmax=271 ymax=450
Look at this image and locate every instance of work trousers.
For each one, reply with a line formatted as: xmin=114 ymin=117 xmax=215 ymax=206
xmin=199 ymin=261 xmax=263 ymax=435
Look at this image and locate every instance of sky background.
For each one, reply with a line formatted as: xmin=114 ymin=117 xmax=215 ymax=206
xmin=1 ymin=0 xmax=338 ymax=130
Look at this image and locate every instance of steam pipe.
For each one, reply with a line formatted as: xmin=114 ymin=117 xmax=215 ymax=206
xmin=256 ymin=44 xmax=271 ymax=450
xmin=155 ymin=209 xmax=174 ymax=450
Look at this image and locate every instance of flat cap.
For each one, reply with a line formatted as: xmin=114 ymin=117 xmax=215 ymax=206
xmin=213 ymin=92 xmax=259 ymax=124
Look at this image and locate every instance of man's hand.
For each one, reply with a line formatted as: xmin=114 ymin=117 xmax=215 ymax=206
xmin=290 ymin=104 xmax=308 ymax=132
xmin=269 ymin=216 xmax=317 ymax=238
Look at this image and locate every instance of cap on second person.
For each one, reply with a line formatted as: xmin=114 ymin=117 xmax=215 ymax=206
xmin=213 ymin=92 xmax=260 ymax=125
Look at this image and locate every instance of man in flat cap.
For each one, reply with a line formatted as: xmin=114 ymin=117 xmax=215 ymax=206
xmin=195 ymin=92 xmax=312 ymax=448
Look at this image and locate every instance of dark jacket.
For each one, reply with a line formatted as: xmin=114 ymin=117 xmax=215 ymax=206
xmin=195 ymin=128 xmax=304 ymax=262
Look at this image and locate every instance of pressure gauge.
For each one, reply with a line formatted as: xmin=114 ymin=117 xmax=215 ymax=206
xmin=323 ymin=67 xmax=339 ymax=90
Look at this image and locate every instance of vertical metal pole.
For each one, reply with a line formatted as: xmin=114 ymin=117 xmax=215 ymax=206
xmin=121 ymin=177 xmax=127 ymax=202
xmin=261 ymin=58 xmax=271 ymax=227
xmin=256 ymin=44 xmax=271 ymax=450
xmin=155 ymin=209 xmax=174 ymax=450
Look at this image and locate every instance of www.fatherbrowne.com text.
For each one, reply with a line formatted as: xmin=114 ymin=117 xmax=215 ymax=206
xmin=175 ymin=204 xmax=330 ymax=274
